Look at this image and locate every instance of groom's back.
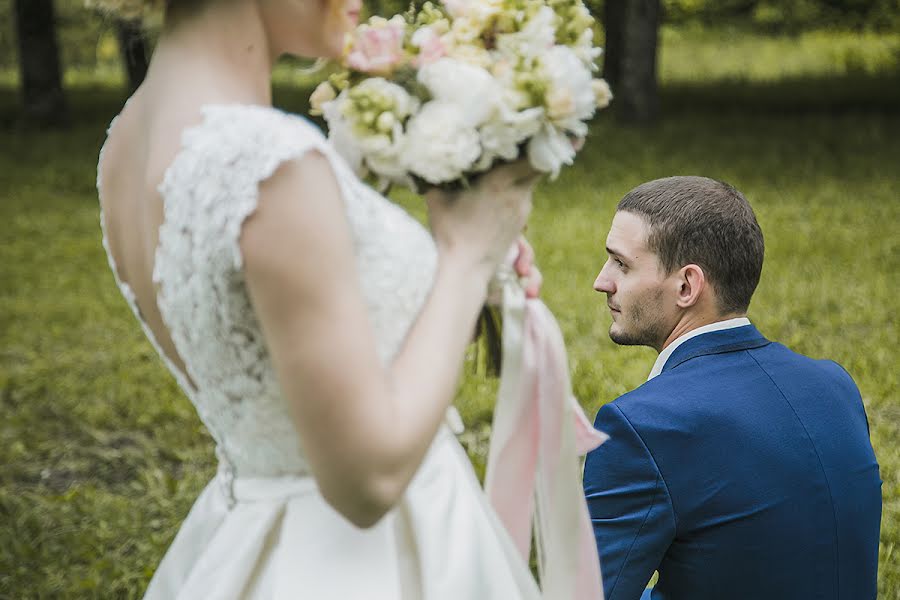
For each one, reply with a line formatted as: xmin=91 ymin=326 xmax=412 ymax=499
xmin=623 ymin=340 xmax=882 ymax=600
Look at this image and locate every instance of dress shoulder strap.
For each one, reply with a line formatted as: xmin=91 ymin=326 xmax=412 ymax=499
xmin=156 ymin=104 xmax=339 ymax=276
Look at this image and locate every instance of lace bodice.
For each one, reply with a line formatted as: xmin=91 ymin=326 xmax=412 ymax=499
xmin=100 ymin=104 xmax=438 ymax=481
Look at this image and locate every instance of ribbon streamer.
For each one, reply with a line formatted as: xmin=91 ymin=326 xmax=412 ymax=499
xmin=484 ymin=265 xmax=608 ymax=600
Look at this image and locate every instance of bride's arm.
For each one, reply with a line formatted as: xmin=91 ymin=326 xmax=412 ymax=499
xmin=241 ymin=151 xmax=536 ymax=528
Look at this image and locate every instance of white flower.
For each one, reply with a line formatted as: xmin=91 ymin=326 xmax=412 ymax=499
xmin=376 ymin=111 xmax=396 ymax=132
xmin=322 ymin=79 xmax=418 ymax=182
xmin=447 ymin=15 xmax=484 ymax=43
xmin=323 ymin=96 xmax=364 ymax=175
xmin=441 ymin=0 xmax=474 ymax=19
xmin=309 ymin=82 xmax=336 ymax=115
xmin=495 ymin=6 xmax=556 ymax=61
xmin=418 ymin=58 xmax=503 ymax=128
xmin=527 ymin=122 xmax=576 ymax=178
xmin=546 ymin=87 xmax=575 ymax=121
xmin=364 ymin=133 xmax=410 ymax=184
xmin=540 ymin=45 xmax=596 ymax=136
xmin=464 ymin=0 xmax=504 ymax=30
xmin=592 ymin=78 xmax=613 ymax=109
xmin=572 ymin=27 xmax=603 ymax=68
xmin=476 ymin=106 xmax=544 ymax=171
xmin=444 ymin=41 xmax=493 ymax=69
xmin=353 ymin=78 xmax=419 ymax=121
xmin=404 ymin=101 xmax=481 ymax=184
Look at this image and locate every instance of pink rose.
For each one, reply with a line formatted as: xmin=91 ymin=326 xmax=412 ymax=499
xmin=346 ymin=19 xmax=406 ymax=74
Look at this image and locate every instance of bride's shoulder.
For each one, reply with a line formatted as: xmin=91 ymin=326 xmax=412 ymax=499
xmin=162 ymin=104 xmax=336 ymax=191
xmin=182 ymin=104 xmax=327 ymax=156
xmin=157 ymin=104 xmax=343 ymax=271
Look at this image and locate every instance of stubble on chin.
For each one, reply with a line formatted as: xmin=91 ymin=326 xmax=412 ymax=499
xmin=607 ymin=289 xmax=666 ymax=349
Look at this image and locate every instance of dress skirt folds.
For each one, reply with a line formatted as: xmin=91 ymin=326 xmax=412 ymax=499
xmin=143 ymin=429 xmax=542 ymax=600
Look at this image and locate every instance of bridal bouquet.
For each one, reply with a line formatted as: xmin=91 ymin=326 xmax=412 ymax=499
xmin=310 ymin=0 xmax=611 ymax=190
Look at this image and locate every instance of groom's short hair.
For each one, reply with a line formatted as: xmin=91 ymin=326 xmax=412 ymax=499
xmin=618 ymin=176 xmax=765 ymax=314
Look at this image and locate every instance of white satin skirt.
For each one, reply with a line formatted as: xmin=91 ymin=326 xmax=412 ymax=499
xmin=142 ymin=428 xmax=542 ymax=599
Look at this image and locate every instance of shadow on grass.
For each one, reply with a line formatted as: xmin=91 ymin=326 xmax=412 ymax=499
xmin=661 ymin=68 xmax=900 ymax=116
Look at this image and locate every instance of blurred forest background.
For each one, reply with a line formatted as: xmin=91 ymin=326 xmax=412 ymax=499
xmin=1 ymin=0 xmax=898 ymax=597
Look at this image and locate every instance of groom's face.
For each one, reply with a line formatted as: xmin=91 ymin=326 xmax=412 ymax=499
xmin=593 ymin=211 xmax=675 ymax=351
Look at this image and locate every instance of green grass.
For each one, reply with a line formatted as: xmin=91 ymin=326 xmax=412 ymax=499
xmin=2 ymin=29 xmax=899 ymax=598
xmin=659 ymin=26 xmax=900 ymax=83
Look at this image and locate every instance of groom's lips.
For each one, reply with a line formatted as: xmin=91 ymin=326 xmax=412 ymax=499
xmin=608 ymin=303 xmax=620 ymax=313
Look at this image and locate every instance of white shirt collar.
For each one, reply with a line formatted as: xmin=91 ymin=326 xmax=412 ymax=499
xmin=647 ymin=317 xmax=752 ymax=381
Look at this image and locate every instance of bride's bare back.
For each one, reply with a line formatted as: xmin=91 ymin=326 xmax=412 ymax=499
xmin=99 ymin=93 xmax=198 ymax=385
xmin=97 ymin=22 xmax=278 ymax=386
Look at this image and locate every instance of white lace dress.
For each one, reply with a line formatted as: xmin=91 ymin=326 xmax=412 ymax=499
xmin=98 ymin=104 xmax=542 ymax=600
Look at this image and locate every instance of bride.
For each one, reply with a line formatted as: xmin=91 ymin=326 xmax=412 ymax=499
xmin=96 ymin=0 xmax=548 ymax=597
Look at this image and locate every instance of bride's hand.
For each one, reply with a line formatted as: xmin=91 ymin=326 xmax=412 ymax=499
xmin=425 ymin=160 xmax=541 ymax=280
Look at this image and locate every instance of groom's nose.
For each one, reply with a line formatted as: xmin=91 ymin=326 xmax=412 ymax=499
xmin=593 ymin=265 xmax=615 ymax=294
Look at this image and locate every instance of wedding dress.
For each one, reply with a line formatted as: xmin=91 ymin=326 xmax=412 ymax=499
xmin=99 ymin=104 xmax=543 ymax=599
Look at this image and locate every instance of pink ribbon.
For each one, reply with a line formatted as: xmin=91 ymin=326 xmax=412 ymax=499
xmin=485 ymin=268 xmax=608 ymax=600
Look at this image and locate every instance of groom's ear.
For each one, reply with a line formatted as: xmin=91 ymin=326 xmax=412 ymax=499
xmin=674 ymin=264 xmax=706 ymax=309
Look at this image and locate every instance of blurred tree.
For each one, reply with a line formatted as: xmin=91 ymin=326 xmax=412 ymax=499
xmin=116 ymin=18 xmax=149 ymax=92
xmin=603 ymin=0 xmax=661 ymax=125
xmin=13 ymin=0 xmax=69 ymax=126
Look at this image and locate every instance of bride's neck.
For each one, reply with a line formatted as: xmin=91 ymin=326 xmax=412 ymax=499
xmin=145 ymin=2 xmax=277 ymax=106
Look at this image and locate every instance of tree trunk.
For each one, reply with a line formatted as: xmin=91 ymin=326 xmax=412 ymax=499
xmin=603 ymin=0 xmax=660 ymax=125
xmin=13 ymin=0 xmax=68 ymax=127
xmin=116 ymin=19 xmax=149 ymax=93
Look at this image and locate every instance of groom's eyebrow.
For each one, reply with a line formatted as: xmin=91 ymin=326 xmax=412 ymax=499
xmin=606 ymin=246 xmax=626 ymax=261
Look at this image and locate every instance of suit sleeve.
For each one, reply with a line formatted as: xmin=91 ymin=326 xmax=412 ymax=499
xmin=583 ymin=402 xmax=676 ymax=600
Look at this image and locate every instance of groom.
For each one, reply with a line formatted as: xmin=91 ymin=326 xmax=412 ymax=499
xmin=582 ymin=177 xmax=882 ymax=600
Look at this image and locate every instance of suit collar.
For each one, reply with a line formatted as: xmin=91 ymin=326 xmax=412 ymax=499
xmin=658 ymin=324 xmax=770 ymax=376
xmin=648 ymin=317 xmax=750 ymax=380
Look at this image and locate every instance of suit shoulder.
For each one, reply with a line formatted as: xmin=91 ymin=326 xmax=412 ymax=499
xmin=611 ymin=367 xmax=696 ymax=409
xmin=602 ymin=375 xmax=694 ymax=434
xmin=751 ymin=342 xmax=859 ymax=391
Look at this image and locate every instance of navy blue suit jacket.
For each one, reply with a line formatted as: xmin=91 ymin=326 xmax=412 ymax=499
xmin=583 ymin=325 xmax=882 ymax=600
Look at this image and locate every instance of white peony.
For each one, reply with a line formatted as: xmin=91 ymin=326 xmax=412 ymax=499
xmin=476 ymin=106 xmax=544 ymax=171
xmin=540 ymin=45 xmax=596 ymax=136
xmin=360 ymin=130 xmax=409 ymax=185
xmin=417 ymin=58 xmax=503 ymax=128
xmin=403 ymin=101 xmax=481 ymax=184
xmin=527 ymin=121 xmax=576 ymax=178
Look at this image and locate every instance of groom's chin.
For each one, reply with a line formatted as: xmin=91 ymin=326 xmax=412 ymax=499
xmin=609 ymin=325 xmax=647 ymax=347
xmin=608 ymin=326 xmax=633 ymax=346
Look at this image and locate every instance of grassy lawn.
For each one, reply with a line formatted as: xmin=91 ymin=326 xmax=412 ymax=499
xmin=1 ymin=27 xmax=898 ymax=598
